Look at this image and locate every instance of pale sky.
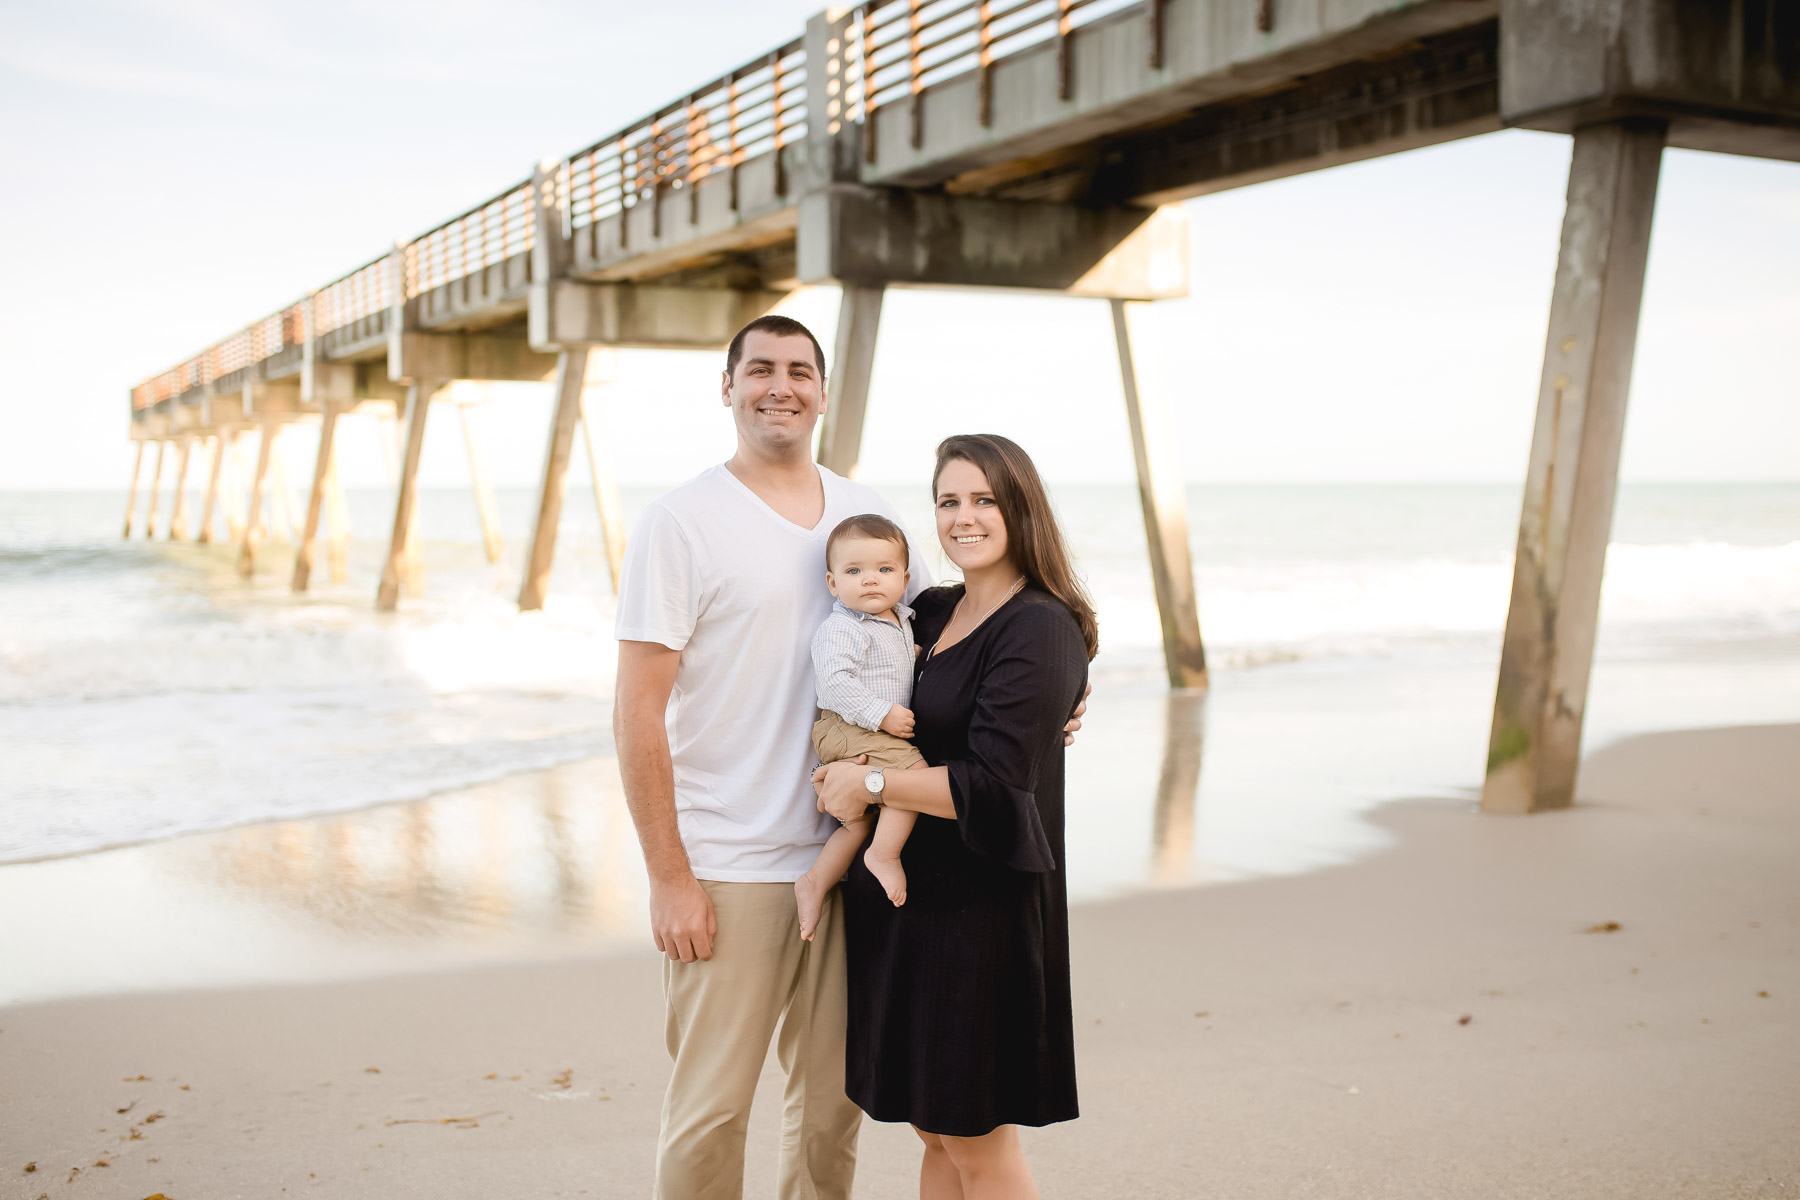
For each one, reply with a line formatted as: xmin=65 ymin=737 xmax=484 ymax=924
xmin=1 ymin=0 xmax=1794 ymax=492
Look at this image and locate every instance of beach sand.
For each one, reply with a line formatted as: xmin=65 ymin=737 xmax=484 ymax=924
xmin=4 ymin=722 xmax=1796 ymax=1199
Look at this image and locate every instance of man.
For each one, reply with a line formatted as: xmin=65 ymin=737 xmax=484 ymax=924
xmin=613 ymin=315 xmax=1083 ymax=1199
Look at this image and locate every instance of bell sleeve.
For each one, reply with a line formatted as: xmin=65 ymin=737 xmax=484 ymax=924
xmin=944 ymin=600 xmax=1088 ymax=873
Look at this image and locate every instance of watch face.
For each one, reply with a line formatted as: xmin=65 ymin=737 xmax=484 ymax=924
xmin=864 ymin=769 xmax=884 ymax=793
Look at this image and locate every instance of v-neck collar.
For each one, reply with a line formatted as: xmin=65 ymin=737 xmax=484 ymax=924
xmin=715 ymin=462 xmax=831 ymax=538
xmin=923 ymin=583 xmax=1023 ymax=663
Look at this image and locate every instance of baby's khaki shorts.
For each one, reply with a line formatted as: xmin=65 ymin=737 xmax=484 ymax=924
xmin=812 ymin=710 xmax=925 ymax=770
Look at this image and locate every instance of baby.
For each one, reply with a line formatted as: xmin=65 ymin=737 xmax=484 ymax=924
xmin=795 ymin=513 xmax=926 ymax=941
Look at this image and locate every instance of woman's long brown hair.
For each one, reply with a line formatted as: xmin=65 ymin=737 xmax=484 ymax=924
xmin=933 ymin=434 xmax=1099 ymax=661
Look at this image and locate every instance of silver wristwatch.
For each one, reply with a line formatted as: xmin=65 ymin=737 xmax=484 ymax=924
xmin=863 ymin=767 xmax=886 ymax=804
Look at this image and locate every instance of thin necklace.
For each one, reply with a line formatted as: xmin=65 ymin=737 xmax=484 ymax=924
xmin=928 ymin=575 xmax=1026 ymax=660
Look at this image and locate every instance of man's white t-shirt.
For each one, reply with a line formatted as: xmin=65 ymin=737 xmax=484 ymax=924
xmin=614 ymin=463 xmax=931 ymax=883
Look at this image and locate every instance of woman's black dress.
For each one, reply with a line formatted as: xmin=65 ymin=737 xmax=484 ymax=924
xmin=842 ymin=583 xmax=1088 ymax=1136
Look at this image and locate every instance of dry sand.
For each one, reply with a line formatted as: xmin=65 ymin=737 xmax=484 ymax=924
xmin=3 ymin=723 xmax=1796 ymax=1199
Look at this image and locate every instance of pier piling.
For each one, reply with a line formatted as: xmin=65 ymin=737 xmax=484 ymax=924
xmin=518 ymin=349 xmax=589 ymax=612
xmin=222 ymin=432 xmax=247 ymax=543
xmin=325 ymin=446 xmax=350 ymax=583
xmin=578 ymin=389 xmax=627 ymax=593
xmin=197 ymin=432 xmax=227 ymax=544
xmin=1112 ymin=299 xmax=1207 ymax=690
xmin=122 ymin=442 xmax=145 ymax=538
xmin=293 ymin=402 xmax=341 ymax=593
xmin=238 ymin=402 xmax=286 ymax=578
xmin=1483 ymin=119 xmax=1666 ymax=814
xmin=816 ymin=284 xmax=884 ymax=479
xmin=168 ymin=436 xmax=194 ymax=541
xmin=143 ymin=440 xmax=167 ymax=540
xmin=377 ymin=382 xmax=439 ymax=611
xmin=457 ymin=397 xmax=505 ymax=566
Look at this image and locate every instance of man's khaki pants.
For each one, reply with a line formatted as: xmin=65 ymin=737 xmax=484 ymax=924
xmin=654 ymin=879 xmax=862 ymax=1200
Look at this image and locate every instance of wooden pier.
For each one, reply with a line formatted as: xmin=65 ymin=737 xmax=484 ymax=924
xmin=124 ymin=0 xmax=1800 ymax=812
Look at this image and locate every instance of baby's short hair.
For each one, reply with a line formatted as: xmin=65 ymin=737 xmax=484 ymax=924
xmin=826 ymin=513 xmax=909 ymax=568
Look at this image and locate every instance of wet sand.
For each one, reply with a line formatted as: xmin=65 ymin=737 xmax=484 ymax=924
xmin=4 ymin=723 xmax=1797 ymax=1199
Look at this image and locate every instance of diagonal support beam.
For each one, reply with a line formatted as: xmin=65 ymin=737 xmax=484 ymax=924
xmin=1483 ymin=119 xmax=1666 ymax=814
xmin=326 ymin=447 xmax=350 ymax=584
xmin=579 ymin=388 xmax=627 ymax=593
xmin=816 ymin=285 xmax=884 ymax=479
xmin=167 ymin=436 xmax=194 ymax=541
xmin=197 ymin=431 xmax=228 ymax=544
xmin=237 ymin=406 xmax=286 ymax=577
xmin=143 ymin=440 xmax=167 ymax=540
xmin=293 ymin=402 xmax=341 ymax=593
xmin=122 ymin=441 xmax=146 ymax=538
xmin=458 ymin=399 xmax=505 ymax=565
xmin=1112 ymin=298 xmax=1207 ymax=690
xmin=519 ymin=348 xmax=590 ymax=612
xmin=222 ymin=432 xmax=247 ymax=542
xmin=377 ymin=381 xmax=439 ymax=611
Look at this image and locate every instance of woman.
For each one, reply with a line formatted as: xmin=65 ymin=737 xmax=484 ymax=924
xmin=814 ymin=434 xmax=1098 ymax=1199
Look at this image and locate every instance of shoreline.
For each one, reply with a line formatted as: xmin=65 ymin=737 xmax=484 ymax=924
xmin=5 ymin=722 xmax=1796 ymax=1198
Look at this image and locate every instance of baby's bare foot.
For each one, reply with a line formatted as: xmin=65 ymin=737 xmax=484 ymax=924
xmin=795 ymin=873 xmax=827 ymax=941
xmin=864 ymin=847 xmax=907 ymax=907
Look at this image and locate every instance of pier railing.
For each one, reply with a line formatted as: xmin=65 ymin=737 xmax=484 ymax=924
xmin=131 ymin=33 xmax=811 ymax=414
xmin=404 ymin=183 xmax=537 ymax=298
xmin=130 ymin=300 xmax=309 ymax=411
xmin=852 ymin=0 xmax=1146 ymax=149
xmin=129 ymin=1 xmax=1183 ymax=414
xmin=314 ymin=255 xmax=394 ymax=339
xmin=567 ymin=35 xmax=809 ymax=230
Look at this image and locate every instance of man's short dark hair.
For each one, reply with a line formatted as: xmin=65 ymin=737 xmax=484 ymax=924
xmin=725 ymin=315 xmax=827 ymax=381
xmin=826 ymin=513 xmax=908 ymax=567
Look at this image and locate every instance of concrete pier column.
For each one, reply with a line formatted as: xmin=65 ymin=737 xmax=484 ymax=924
xmin=238 ymin=406 xmax=286 ymax=577
xmin=457 ymin=397 xmax=505 ymax=565
xmin=122 ymin=441 xmax=146 ymax=538
xmin=377 ymin=381 xmax=440 ymax=611
xmin=579 ymin=387 xmax=627 ymax=593
xmin=143 ymin=440 xmax=167 ymax=540
xmin=816 ymin=284 xmax=884 ymax=478
xmin=519 ymin=348 xmax=590 ymax=612
xmin=325 ymin=447 xmax=350 ymax=584
xmin=376 ymin=401 xmax=421 ymax=587
xmin=222 ymin=432 xmax=248 ymax=542
xmin=293 ymin=402 xmax=341 ymax=592
xmin=197 ymin=431 xmax=228 ymax=544
xmin=1482 ymin=119 xmax=1666 ymax=815
xmin=167 ymin=436 xmax=195 ymax=541
xmin=1110 ymin=299 xmax=1207 ymax=689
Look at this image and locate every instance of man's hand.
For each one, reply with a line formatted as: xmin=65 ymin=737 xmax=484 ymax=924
xmin=1063 ymin=683 xmax=1090 ymax=747
xmin=813 ymin=755 xmax=871 ymax=824
xmin=648 ymin=871 xmax=717 ymax=963
xmin=879 ymin=704 xmax=916 ymax=739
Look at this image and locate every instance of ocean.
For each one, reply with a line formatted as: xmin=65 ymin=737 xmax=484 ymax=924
xmin=4 ymin=480 xmax=1796 ymax=868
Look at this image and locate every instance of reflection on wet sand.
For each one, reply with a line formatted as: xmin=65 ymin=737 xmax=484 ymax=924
xmin=182 ymin=694 xmax=1212 ymax=939
xmin=1151 ymin=692 xmax=1207 ymax=883
xmin=183 ymin=757 xmax=647 ymax=943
